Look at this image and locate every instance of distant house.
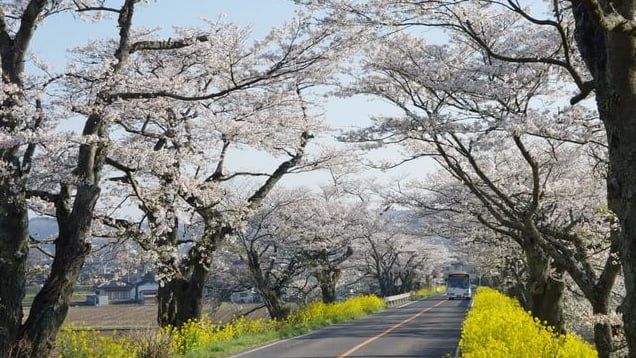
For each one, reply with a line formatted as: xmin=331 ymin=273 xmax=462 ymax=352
xmin=95 ymin=281 xmax=135 ymax=304
xmin=135 ymin=278 xmax=159 ymax=303
xmin=230 ymin=289 xmax=262 ymax=304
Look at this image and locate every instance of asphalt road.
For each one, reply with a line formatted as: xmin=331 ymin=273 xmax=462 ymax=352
xmin=229 ymin=295 xmax=470 ymax=358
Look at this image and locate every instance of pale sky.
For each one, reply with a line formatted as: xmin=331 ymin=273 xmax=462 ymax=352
xmin=30 ymin=1 xmax=436 ymax=190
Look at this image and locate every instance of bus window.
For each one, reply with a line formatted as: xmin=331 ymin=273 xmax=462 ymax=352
xmin=447 ymin=273 xmax=471 ymax=300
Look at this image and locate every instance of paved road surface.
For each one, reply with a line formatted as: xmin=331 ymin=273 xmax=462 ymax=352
xmin=230 ymin=296 xmax=470 ymax=358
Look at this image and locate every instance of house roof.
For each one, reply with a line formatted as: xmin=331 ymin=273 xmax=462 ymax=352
xmin=135 ymin=279 xmax=158 ymax=287
xmin=96 ymin=281 xmax=134 ymax=291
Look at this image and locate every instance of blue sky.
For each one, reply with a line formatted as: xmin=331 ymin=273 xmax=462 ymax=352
xmin=32 ymin=1 xmax=297 ymax=64
xmin=30 ymin=1 xmax=435 ymax=189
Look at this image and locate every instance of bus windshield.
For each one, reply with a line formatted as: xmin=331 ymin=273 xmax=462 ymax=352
xmin=447 ymin=274 xmax=470 ymax=289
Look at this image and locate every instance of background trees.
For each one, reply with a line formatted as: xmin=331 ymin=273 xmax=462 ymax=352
xmin=270 ymin=190 xmax=366 ymax=303
xmin=233 ymin=184 xmax=443 ymax=312
xmin=358 ymin=218 xmax=435 ymax=297
xmin=234 ymin=189 xmax=313 ymax=320
xmin=301 ymin=1 xmax=622 ymax=355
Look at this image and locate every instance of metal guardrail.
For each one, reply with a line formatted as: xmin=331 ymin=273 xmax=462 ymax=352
xmin=383 ymin=292 xmax=412 ymax=305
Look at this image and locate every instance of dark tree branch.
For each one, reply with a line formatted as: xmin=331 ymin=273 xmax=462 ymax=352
xmin=129 ymin=35 xmax=211 ymax=53
xmin=582 ymin=0 xmax=636 ymax=35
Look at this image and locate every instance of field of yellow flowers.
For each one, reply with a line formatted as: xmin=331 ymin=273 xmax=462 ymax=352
xmin=56 ymin=294 xmax=386 ymax=357
xmin=460 ymin=287 xmax=598 ymax=358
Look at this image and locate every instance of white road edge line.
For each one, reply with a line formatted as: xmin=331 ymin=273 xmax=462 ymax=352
xmin=226 ymin=322 xmax=351 ymax=358
xmin=226 ymin=334 xmax=305 ymax=358
xmin=397 ymin=299 xmax=419 ymax=308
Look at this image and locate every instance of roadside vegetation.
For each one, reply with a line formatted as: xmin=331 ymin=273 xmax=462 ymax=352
xmin=413 ymin=286 xmax=445 ymax=299
xmin=56 ymin=294 xmax=387 ymax=358
xmin=460 ymin=287 xmax=597 ymax=358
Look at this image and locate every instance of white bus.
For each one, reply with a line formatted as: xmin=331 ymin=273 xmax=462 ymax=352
xmin=446 ymin=272 xmax=472 ymax=300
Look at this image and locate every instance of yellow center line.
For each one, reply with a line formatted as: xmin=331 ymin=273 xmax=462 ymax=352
xmin=335 ymin=299 xmax=447 ymax=358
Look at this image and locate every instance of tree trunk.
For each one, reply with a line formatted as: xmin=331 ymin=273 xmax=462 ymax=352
xmin=316 ymin=269 xmax=340 ymax=304
xmin=19 ymin=232 xmax=90 ymax=357
xmin=18 ymin=184 xmax=99 ymax=358
xmin=243 ymin=241 xmax=292 ymax=320
xmin=157 ymin=260 xmax=208 ymax=327
xmin=586 ymin=31 xmax=636 ymax=357
xmin=592 ymin=299 xmax=614 ymax=358
xmin=377 ymin=272 xmax=396 ymax=297
xmin=398 ymin=270 xmax=416 ymax=293
xmin=249 ymin=268 xmax=291 ymax=320
xmin=571 ymin=3 xmax=636 ymax=355
xmin=260 ymin=289 xmax=291 ymax=321
xmin=524 ymin=247 xmax=565 ymax=333
xmin=594 ymin=322 xmax=613 ymax=358
xmin=606 ymin=120 xmax=636 ymax=357
xmin=0 ymin=1 xmax=47 ymax=353
xmin=587 ymin=260 xmax=620 ymax=358
xmin=379 ymin=280 xmax=390 ymax=297
xmin=0 ymin=202 xmax=29 ymax=356
xmin=603 ymin=43 xmax=636 ymax=358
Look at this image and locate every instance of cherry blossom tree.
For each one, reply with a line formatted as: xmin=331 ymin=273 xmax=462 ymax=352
xmin=0 ymin=1 xmax=70 ymax=354
xmin=0 ymin=1 xmax=169 ymax=356
xmin=389 ymin=143 xmax=619 ymax=353
xmin=570 ymin=5 xmax=636 ymax=354
xmin=263 ymin=188 xmax=367 ymax=303
xmin=232 ymin=189 xmax=315 ymax=320
xmin=93 ymin=13 xmax=350 ymax=327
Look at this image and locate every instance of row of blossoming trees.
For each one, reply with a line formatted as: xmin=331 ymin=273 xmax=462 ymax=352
xmin=2 ymin=0 xmax=636 ymax=357
xmin=229 ymin=187 xmax=445 ymax=320
xmin=0 ymin=2 xmax=443 ymax=357
xmin=301 ymin=1 xmax=632 ymax=357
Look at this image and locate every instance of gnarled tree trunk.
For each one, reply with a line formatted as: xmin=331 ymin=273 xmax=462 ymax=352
xmin=18 ymin=114 xmax=106 ymax=358
xmin=157 ymin=255 xmax=208 ymax=328
xmin=315 ymin=269 xmax=341 ymax=304
xmin=0 ymin=0 xmax=48 ymax=355
xmin=523 ymin=245 xmax=565 ymax=333
xmin=571 ymin=1 xmax=636 ymax=354
xmin=19 ymin=205 xmax=93 ymax=357
xmin=592 ymin=300 xmax=614 ymax=358
xmin=0 ymin=202 xmax=29 ymax=356
xmin=244 ymin=245 xmax=292 ymax=321
xmin=259 ymin=289 xmax=291 ymax=321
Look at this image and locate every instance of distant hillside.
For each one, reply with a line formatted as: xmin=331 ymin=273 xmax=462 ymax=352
xmin=29 ymin=216 xmax=58 ymax=240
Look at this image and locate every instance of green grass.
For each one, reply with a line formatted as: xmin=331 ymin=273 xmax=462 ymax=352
xmin=184 ymin=332 xmax=281 ymax=358
xmin=23 ymin=285 xmax=95 ymax=306
xmin=56 ymin=292 xmax=439 ymax=357
xmin=184 ymin=289 xmax=450 ymax=357
xmin=181 ymin=295 xmax=387 ymax=357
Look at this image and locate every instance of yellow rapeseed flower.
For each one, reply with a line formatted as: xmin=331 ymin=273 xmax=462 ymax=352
xmin=460 ymin=287 xmax=597 ymax=358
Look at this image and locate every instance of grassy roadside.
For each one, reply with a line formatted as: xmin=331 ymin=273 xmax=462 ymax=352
xmin=56 ymin=289 xmax=444 ymax=357
xmin=185 ymin=287 xmax=444 ymax=357
xmin=184 ymin=331 xmax=281 ymax=358
xmin=182 ymin=295 xmax=386 ymax=357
